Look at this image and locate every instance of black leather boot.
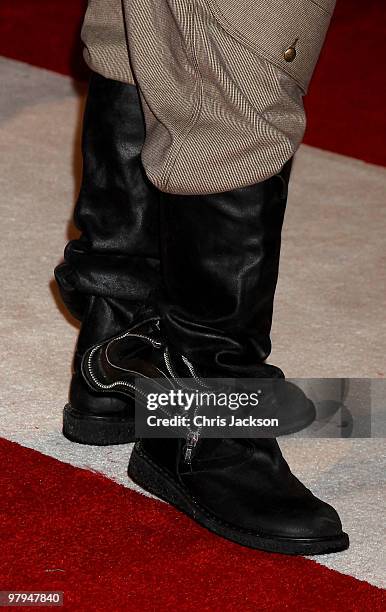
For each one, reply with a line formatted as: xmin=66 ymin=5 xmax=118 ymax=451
xmin=137 ymin=163 xmax=346 ymax=554
xmin=55 ymin=73 xmax=160 ymax=445
xmin=128 ymin=437 xmax=349 ymax=555
xmin=81 ymin=332 xmax=349 ymax=553
xmin=158 ymin=160 xmax=293 ymax=376
xmin=133 ymin=163 xmax=347 ymax=554
xmin=80 ymin=165 xmax=349 ymax=554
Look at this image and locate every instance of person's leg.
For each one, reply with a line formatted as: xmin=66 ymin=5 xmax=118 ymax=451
xmin=73 ymin=0 xmax=349 ymax=554
xmin=55 ymin=73 xmax=161 ymax=445
xmin=130 ymin=155 xmax=349 ymax=556
xmin=83 ymin=162 xmax=348 ymax=554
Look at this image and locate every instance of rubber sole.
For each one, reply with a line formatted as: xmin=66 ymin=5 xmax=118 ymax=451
xmin=62 ymin=404 xmax=136 ymax=446
xmin=129 ymin=444 xmax=350 ymax=556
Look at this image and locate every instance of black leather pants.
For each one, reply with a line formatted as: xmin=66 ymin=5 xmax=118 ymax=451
xmin=55 ymin=74 xmax=160 ymax=363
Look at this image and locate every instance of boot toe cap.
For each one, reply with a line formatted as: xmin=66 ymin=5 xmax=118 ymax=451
xmin=269 ymin=498 xmax=344 ymax=541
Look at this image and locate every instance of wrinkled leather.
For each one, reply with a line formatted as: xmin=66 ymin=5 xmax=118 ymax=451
xmin=83 ymin=322 xmax=315 ymax=436
xmin=55 ymin=73 xmax=161 ymax=353
xmin=69 ymin=371 xmax=130 ymax=417
xmin=142 ymin=437 xmax=344 ymax=540
xmin=55 ymin=72 xmax=291 ymax=381
xmin=54 ymin=74 xmax=160 ymax=416
xmin=159 ymin=160 xmax=292 ymax=376
xmin=83 ymin=319 xmax=168 ymax=395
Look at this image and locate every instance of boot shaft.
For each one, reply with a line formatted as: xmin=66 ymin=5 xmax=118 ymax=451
xmin=158 ymin=159 xmax=292 ymax=373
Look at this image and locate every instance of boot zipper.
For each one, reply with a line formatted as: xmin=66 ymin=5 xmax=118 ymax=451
xmin=181 ymin=355 xmax=209 ymax=388
xmin=86 ymin=325 xmax=164 ymax=393
xmin=183 ymin=396 xmax=204 ymax=467
xmin=86 ymin=346 xmax=148 ymax=397
xmin=184 ymin=430 xmax=200 ymax=465
xmin=87 ymin=337 xmax=205 ymax=448
xmin=164 ymin=348 xmax=209 ymax=390
xmin=164 ymin=349 xmax=205 ymax=466
xmin=108 ymin=330 xmax=162 ymax=350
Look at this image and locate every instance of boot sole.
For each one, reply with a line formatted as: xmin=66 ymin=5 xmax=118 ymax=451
xmin=62 ymin=404 xmax=136 ymax=446
xmin=129 ymin=444 xmax=350 ymax=556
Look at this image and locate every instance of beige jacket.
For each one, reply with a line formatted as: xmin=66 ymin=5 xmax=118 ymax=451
xmin=81 ymin=0 xmax=336 ymax=194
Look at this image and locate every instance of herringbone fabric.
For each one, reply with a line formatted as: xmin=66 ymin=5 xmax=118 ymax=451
xmin=81 ymin=0 xmax=335 ymax=194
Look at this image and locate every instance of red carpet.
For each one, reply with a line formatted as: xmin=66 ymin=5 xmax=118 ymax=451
xmin=0 ymin=438 xmax=384 ymax=611
xmin=0 ymin=0 xmax=385 ymax=166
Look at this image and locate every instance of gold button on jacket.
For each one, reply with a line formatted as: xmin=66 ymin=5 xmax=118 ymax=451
xmin=284 ymin=48 xmax=297 ymax=62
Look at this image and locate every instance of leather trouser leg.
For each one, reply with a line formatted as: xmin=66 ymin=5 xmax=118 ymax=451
xmin=55 ymin=73 xmax=160 ymax=366
xmin=158 ymin=160 xmax=292 ymax=377
xmin=55 ymin=73 xmax=160 ymax=443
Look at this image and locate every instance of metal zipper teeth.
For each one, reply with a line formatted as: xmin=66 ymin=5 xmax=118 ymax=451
xmin=171 ymin=353 xmax=204 ymax=463
xmin=86 ymin=325 xmax=163 ymax=395
xmin=87 ymin=347 xmax=177 ymax=422
xmin=184 ymin=424 xmax=202 ymax=466
xmin=164 ymin=348 xmax=207 ymax=390
xmin=87 ymin=340 xmax=203 ymax=450
xmin=185 ymin=387 xmax=203 ymax=465
xmin=163 ymin=347 xmax=191 ymax=390
xmin=163 ymin=346 xmax=178 ymax=378
xmin=108 ymin=330 xmax=163 ymax=349
xmin=163 ymin=349 xmax=208 ymax=464
xmin=86 ymin=346 xmax=148 ymax=399
xmin=105 ymin=332 xmax=163 ymax=373
xmin=183 ymin=356 xmax=232 ymax=396
xmin=181 ymin=355 xmax=210 ymax=388
xmin=184 ymin=430 xmax=200 ymax=465
xmin=87 ymin=345 xmax=180 ymax=414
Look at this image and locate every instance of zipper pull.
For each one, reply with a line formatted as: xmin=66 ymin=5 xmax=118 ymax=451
xmin=184 ymin=431 xmax=199 ymax=465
